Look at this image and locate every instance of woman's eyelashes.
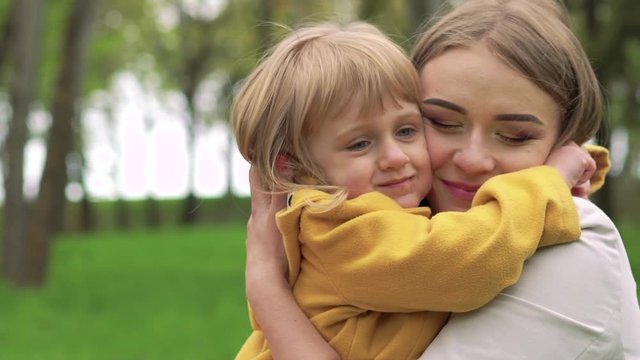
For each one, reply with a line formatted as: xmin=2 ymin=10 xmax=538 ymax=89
xmin=497 ymin=131 xmax=537 ymax=144
xmin=424 ymin=116 xmax=461 ymax=130
xmin=424 ymin=112 xmax=540 ymax=144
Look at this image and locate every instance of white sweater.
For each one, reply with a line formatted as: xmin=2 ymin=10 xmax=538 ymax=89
xmin=420 ymin=197 xmax=640 ymax=360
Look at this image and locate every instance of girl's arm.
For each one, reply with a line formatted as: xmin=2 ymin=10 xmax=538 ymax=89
xmin=246 ymin=145 xmax=609 ymax=358
xmin=418 ymin=197 xmax=640 ymax=359
xmin=245 ymin=168 xmax=339 ymax=360
xmin=277 ymin=144 xmax=594 ymax=313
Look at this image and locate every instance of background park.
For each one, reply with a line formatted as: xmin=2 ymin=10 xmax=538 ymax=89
xmin=0 ymin=0 xmax=639 ymax=358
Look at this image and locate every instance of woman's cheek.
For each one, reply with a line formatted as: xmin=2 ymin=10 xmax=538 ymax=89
xmin=424 ymin=130 xmax=452 ymax=171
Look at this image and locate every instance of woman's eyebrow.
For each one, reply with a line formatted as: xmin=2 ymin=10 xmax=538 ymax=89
xmin=495 ymin=113 xmax=543 ymax=124
xmin=422 ymin=98 xmax=466 ymax=115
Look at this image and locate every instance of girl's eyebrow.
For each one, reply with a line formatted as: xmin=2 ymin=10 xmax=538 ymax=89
xmin=422 ymin=98 xmax=466 ymax=115
xmin=495 ymin=113 xmax=543 ymax=124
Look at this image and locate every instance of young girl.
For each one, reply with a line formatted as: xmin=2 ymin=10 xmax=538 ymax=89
xmin=231 ymin=21 xmax=597 ymax=359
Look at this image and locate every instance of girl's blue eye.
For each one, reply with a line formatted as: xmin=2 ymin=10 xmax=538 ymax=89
xmin=397 ymin=127 xmax=416 ymax=137
xmin=348 ymin=140 xmax=370 ymax=151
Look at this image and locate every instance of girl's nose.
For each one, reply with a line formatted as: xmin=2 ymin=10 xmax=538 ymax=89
xmin=378 ymin=141 xmax=410 ymax=170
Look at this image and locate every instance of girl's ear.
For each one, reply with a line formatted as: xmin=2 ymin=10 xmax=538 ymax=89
xmin=276 ymin=153 xmax=297 ymax=185
xmin=276 ymin=153 xmax=289 ymax=173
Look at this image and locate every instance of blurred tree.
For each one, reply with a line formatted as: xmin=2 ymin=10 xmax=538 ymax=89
xmin=143 ymin=102 xmax=161 ymax=228
xmin=20 ymin=0 xmax=100 ymax=286
xmin=2 ymin=0 xmax=44 ymax=285
xmin=569 ymin=0 xmax=640 ymax=221
xmin=102 ymin=94 xmax=131 ymax=229
xmin=407 ymin=0 xmax=446 ymax=41
xmin=150 ymin=2 xmax=220 ymax=224
xmin=94 ymin=0 xmax=162 ymax=228
xmin=214 ymin=0 xmax=347 ymax=199
xmin=0 ymin=1 xmax=17 ymax=85
xmin=359 ymin=0 xmax=387 ymax=21
xmin=76 ymin=150 xmax=96 ymax=231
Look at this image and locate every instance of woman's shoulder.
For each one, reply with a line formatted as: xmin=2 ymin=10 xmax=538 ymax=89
xmin=420 ymin=198 xmax=636 ymax=360
xmin=573 ymin=196 xmax=618 ymax=235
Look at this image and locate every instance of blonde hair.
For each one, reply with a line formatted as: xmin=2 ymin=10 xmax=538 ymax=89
xmin=232 ymin=22 xmax=422 ymax=198
xmin=412 ymin=0 xmax=602 ymax=145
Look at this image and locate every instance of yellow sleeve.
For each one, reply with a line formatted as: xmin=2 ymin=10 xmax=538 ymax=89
xmin=279 ymin=166 xmax=579 ymax=313
xmin=585 ymin=144 xmax=611 ymax=193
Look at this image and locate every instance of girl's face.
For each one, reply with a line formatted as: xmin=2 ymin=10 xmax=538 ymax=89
xmin=308 ymin=95 xmax=431 ymax=208
xmin=420 ymin=44 xmax=562 ymax=213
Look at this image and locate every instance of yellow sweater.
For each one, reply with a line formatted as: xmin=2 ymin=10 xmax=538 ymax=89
xmin=237 ymin=166 xmax=585 ymax=360
xmin=586 ymin=144 xmax=610 ymax=193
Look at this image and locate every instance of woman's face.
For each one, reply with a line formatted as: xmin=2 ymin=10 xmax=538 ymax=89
xmin=420 ymin=44 xmax=562 ymax=213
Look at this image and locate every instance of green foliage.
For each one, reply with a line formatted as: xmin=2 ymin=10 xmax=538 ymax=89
xmin=37 ymin=0 xmax=75 ymax=103
xmin=0 ymin=224 xmax=251 ymax=360
xmin=85 ymin=0 xmax=152 ymax=94
xmin=624 ymin=38 xmax=640 ymax=84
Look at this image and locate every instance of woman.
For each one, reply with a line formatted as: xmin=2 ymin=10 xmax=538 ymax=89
xmin=234 ymin=20 xmax=596 ymax=360
xmin=243 ymin=0 xmax=640 ymax=359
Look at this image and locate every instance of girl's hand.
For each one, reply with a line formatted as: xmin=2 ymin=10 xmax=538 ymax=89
xmin=545 ymin=142 xmax=596 ymax=193
xmin=571 ymin=179 xmax=591 ymax=199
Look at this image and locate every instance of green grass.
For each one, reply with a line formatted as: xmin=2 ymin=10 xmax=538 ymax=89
xmin=0 ymin=221 xmax=638 ymax=360
xmin=0 ymin=223 xmax=251 ymax=360
xmin=620 ymin=224 xmax=640 ymax=300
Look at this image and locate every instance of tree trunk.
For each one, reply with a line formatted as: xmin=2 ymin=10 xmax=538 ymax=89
xmin=144 ymin=197 xmax=161 ymax=228
xmin=115 ymin=199 xmax=130 ymax=229
xmin=21 ymin=0 xmax=100 ymax=286
xmin=225 ymin=123 xmax=234 ymax=197
xmin=78 ymin=153 xmax=95 ymax=232
xmin=182 ymin=94 xmax=199 ymax=224
xmin=2 ymin=0 xmax=43 ymax=284
xmin=143 ymin=109 xmax=160 ymax=228
xmin=0 ymin=0 xmax=19 ymax=85
xmin=80 ymin=192 xmax=95 ymax=231
xmin=102 ymin=96 xmax=127 ymax=229
xmin=176 ymin=11 xmax=215 ymax=225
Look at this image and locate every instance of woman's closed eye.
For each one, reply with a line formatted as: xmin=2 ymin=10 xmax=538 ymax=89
xmin=425 ymin=116 xmax=461 ymax=130
xmin=497 ymin=131 xmax=536 ymax=144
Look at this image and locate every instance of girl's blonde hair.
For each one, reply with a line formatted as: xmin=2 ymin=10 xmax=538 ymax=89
xmin=232 ymin=22 xmax=422 ymax=196
xmin=412 ymin=0 xmax=602 ymax=146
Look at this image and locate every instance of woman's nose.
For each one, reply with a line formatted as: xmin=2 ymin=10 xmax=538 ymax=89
xmin=452 ymin=144 xmax=495 ymax=174
xmin=378 ymin=141 xmax=410 ymax=170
